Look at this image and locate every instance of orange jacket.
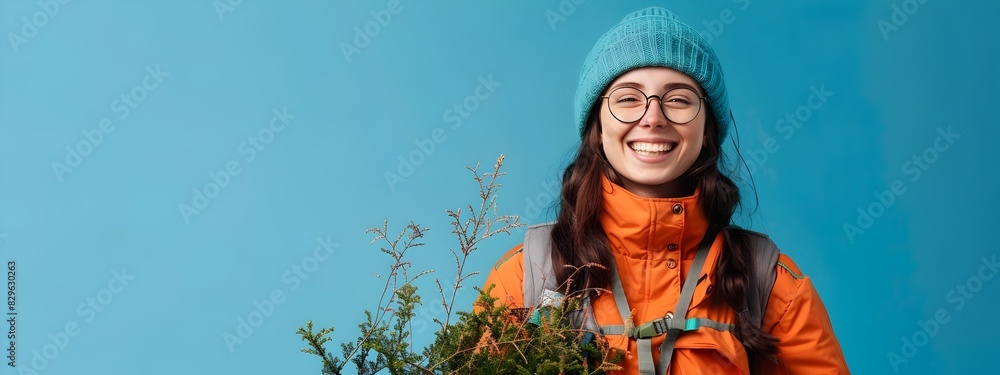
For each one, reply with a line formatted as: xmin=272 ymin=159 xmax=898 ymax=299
xmin=484 ymin=177 xmax=849 ymax=374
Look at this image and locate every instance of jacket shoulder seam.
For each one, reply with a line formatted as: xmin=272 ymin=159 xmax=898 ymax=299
xmin=776 ymin=261 xmax=805 ymax=279
xmin=494 ymin=247 xmax=523 ymax=271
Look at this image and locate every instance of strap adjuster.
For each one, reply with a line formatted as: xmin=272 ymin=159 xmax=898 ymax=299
xmin=629 ymin=313 xmax=712 ymax=339
xmin=630 ymin=312 xmax=677 ymax=339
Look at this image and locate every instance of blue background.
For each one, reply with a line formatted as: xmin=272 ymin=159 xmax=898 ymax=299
xmin=1 ymin=0 xmax=997 ymax=374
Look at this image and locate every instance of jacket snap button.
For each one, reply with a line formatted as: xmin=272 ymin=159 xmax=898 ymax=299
xmin=667 ymin=243 xmax=678 ymax=251
xmin=666 ymin=258 xmax=677 ymax=269
xmin=706 ymin=285 xmax=714 ymax=294
xmin=672 ymin=204 xmax=683 ymax=214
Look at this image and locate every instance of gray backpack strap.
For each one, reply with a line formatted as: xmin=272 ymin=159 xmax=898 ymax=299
xmin=655 ymin=226 xmax=720 ymax=375
xmin=522 ymin=222 xmax=557 ymax=308
xmin=742 ymin=229 xmax=780 ymax=327
xmin=737 ymin=228 xmax=781 ymax=375
xmin=522 ymin=222 xmax=600 ymax=334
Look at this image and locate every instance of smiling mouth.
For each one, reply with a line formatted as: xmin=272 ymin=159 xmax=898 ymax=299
xmin=629 ymin=141 xmax=676 ymax=157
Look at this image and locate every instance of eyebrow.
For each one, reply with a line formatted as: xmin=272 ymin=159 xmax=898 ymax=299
xmin=608 ymin=81 xmax=703 ymax=96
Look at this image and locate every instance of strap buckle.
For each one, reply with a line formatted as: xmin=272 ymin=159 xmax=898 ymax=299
xmin=630 ymin=312 xmax=674 ymax=339
xmin=629 ymin=313 xmax=709 ymax=339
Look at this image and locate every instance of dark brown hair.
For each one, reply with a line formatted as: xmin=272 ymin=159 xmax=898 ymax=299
xmin=549 ymin=102 xmax=780 ymax=360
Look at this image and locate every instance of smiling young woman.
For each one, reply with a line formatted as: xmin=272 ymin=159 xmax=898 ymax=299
xmin=484 ymin=6 xmax=849 ymax=375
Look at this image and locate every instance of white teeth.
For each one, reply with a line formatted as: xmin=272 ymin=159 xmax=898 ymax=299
xmin=630 ymin=142 xmax=674 ymax=153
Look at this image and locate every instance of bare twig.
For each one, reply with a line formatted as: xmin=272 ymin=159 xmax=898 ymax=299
xmin=437 ymin=155 xmax=523 ymax=332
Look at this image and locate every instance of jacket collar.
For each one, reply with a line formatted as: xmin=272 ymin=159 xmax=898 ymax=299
xmin=597 ymin=174 xmax=723 ymax=311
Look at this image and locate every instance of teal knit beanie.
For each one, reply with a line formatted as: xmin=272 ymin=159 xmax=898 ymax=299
xmin=574 ymin=7 xmax=732 ymax=140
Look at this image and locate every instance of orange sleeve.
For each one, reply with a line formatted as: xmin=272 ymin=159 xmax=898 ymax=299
xmin=761 ymin=254 xmax=851 ymax=374
xmin=481 ymin=243 xmax=526 ymax=308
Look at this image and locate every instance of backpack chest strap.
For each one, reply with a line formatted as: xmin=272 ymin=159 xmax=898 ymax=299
xmin=607 ymin=226 xmax=719 ymax=375
xmin=599 ymin=316 xmax=734 ymax=338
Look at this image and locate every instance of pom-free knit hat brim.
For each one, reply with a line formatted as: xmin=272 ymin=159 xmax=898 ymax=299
xmin=574 ymin=7 xmax=732 ymax=140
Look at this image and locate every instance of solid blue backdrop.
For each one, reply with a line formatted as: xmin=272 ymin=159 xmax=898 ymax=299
xmin=1 ymin=1 xmax=997 ymax=374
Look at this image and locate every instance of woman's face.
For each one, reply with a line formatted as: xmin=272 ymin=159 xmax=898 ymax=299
xmin=599 ymin=67 xmax=707 ymax=198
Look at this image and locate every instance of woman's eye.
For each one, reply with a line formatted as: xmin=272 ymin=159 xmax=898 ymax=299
xmin=616 ymin=97 xmax=641 ymax=103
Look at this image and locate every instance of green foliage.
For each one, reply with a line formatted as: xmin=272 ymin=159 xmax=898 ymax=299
xmin=296 ymin=155 xmax=622 ymax=374
xmin=296 ymin=321 xmax=337 ymax=375
xmin=423 ymin=285 xmax=622 ymax=375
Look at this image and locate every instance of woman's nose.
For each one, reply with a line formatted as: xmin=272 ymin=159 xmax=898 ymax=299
xmin=638 ymin=96 xmax=669 ymax=128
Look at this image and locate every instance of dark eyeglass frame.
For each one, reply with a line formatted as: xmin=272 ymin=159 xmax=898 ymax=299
xmin=600 ymin=87 xmax=706 ymax=124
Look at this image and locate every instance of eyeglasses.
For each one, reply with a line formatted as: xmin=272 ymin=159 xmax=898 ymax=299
xmin=600 ymin=87 xmax=705 ymax=124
